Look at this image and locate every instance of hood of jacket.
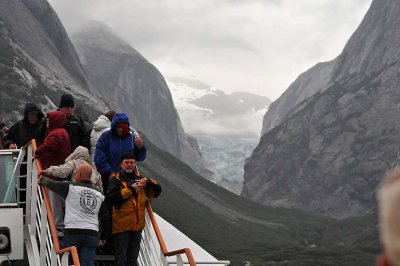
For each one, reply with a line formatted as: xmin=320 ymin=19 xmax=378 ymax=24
xmin=111 ymin=113 xmax=130 ymax=132
xmin=93 ymin=115 xmax=111 ymax=131
xmin=66 ymin=146 xmax=91 ymax=162
xmin=23 ymin=102 xmax=44 ymax=123
xmin=47 ymin=111 xmax=66 ymax=132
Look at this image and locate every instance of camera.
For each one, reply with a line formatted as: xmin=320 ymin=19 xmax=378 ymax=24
xmin=126 ymin=179 xmax=141 ymax=186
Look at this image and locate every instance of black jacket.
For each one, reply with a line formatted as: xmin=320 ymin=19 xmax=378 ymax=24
xmin=2 ymin=103 xmax=44 ymax=149
xmin=65 ymin=114 xmax=91 ymax=152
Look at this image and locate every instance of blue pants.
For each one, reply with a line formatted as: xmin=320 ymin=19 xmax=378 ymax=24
xmin=113 ymin=230 xmax=142 ymax=266
xmin=63 ymin=233 xmax=98 ymax=266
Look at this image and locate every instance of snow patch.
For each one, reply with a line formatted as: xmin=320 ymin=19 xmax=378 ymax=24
xmin=13 ymin=68 xmax=37 ymax=88
xmin=167 ymin=77 xmax=268 ymax=137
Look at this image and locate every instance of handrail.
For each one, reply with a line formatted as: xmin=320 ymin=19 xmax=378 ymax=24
xmin=32 ymin=139 xmax=81 ymax=266
xmin=135 ymin=164 xmax=197 ymax=265
xmin=146 ymin=203 xmax=196 ymax=266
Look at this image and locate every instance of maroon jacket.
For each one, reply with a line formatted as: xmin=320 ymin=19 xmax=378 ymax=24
xmin=36 ymin=111 xmax=71 ymax=173
xmin=377 ymin=254 xmax=392 ymax=266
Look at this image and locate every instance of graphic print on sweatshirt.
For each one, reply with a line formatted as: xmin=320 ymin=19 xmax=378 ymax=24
xmin=79 ymin=189 xmax=98 ymax=215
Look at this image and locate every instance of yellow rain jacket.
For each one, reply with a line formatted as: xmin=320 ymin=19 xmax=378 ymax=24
xmin=108 ymin=172 xmax=161 ymax=234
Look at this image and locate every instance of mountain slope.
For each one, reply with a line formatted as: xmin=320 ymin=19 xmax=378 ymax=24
xmin=0 ymin=0 xmax=106 ymax=124
xmin=70 ymin=21 xmax=205 ymax=172
xmin=141 ymin=135 xmax=379 ymax=265
xmin=243 ymin=0 xmax=400 ymax=218
xmin=261 ymin=61 xmax=335 ymax=135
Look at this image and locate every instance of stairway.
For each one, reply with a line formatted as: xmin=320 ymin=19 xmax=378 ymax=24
xmin=1 ymin=142 xmax=230 ymax=266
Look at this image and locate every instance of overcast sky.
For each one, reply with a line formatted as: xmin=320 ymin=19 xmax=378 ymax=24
xmin=49 ymin=0 xmax=372 ymax=101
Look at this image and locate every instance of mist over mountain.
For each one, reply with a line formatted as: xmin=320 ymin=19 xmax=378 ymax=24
xmin=243 ymin=0 xmax=400 ymax=218
xmin=168 ymin=77 xmax=270 ymax=138
xmin=69 ymin=21 xmax=206 ymax=172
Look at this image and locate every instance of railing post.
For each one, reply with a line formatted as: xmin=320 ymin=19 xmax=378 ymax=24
xmin=14 ymin=150 xmax=23 ymax=206
xmin=61 ymin=252 xmax=69 ymax=266
xmin=39 ymin=200 xmax=48 ymax=265
xmin=177 ymin=254 xmax=183 ymax=266
xmin=160 ymin=246 xmax=167 ymax=266
xmin=26 ymin=146 xmax=33 ymax=225
xmin=50 ymin=244 xmax=57 ymax=266
xmin=30 ymin=166 xmax=39 ymax=236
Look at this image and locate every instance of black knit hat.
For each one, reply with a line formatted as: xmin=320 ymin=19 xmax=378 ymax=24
xmin=120 ymin=152 xmax=136 ymax=162
xmin=59 ymin=93 xmax=75 ymax=108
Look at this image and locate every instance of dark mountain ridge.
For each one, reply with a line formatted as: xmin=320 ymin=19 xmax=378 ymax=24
xmin=0 ymin=0 xmax=107 ymax=124
xmin=243 ymin=0 xmax=400 ymax=218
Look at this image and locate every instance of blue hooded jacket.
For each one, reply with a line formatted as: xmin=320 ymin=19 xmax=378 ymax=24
xmin=94 ymin=113 xmax=147 ymax=176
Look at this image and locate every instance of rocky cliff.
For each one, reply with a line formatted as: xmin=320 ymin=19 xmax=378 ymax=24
xmin=70 ymin=21 xmax=205 ymax=171
xmin=0 ymin=0 xmax=106 ymax=123
xmin=261 ymin=60 xmax=335 ymax=135
xmin=243 ymin=0 xmax=400 ymax=218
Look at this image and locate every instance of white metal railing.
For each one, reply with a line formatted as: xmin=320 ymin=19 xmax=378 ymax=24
xmin=11 ymin=142 xmax=229 ymax=266
xmin=139 ymin=210 xmax=166 ymax=265
xmin=140 ymin=212 xmax=230 ymax=266
xmin=138 ymin=204 xmax=230 ymax=266
xmin=22 ymin=144 xmax=77 ymax=266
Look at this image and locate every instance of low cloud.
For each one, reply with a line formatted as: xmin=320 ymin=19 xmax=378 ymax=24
xmin=49 ymin=0 xmax=372 ymax=100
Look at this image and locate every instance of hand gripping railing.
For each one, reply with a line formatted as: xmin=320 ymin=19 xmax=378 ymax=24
xmin=27 ymin=140 xmax=80 ymax=266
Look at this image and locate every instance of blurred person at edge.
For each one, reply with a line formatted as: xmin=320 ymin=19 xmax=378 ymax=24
xmin=377 ymin=168 xmax=400 ymax=266
xmin=0 ymin=122 xmax=9 ymax=149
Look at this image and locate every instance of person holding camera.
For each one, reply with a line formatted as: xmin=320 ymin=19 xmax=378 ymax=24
xmin=108 ymin=152 xmax=161 ymax=266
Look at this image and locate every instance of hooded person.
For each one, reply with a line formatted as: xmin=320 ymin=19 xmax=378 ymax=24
xmin=90 ymin=110 xmax=116 ymax=160
xmin=94 ymin=112 xmax=146 ymax=194
xmin=35 ymin=111 xmax=71 ymax=170
xmin=35 ymin=111 xmax=71 ymax=234
xmin=2 ymin=103 xmax=44 ymax=210
xmin=0 ymin=122 xmax=9 ymax=149
xmin=39 ymin=146 xmax=103 ymax=193
xmin=2 ymin=102 xmax=44 ymax=149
